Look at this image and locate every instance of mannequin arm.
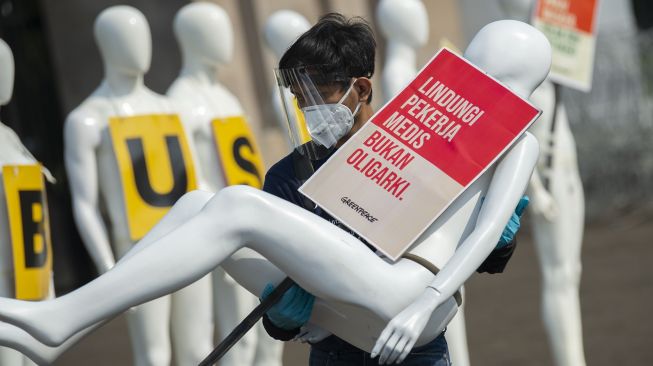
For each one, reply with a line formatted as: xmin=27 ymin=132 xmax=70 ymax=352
xmin=64 ymin=113 xmax=115 ymax=273
xmin=372 ymin=132 xmax=539 ymax=364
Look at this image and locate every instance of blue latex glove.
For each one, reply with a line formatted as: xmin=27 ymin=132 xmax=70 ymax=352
xmin=496 ymin=195 xmax=530 ymax=249
xmin=261 ymin=283 xmax=315 ymax=330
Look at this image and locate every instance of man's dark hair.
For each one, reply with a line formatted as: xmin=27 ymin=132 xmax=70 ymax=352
xmin=279 ymin=13 xmax=376 ymax=103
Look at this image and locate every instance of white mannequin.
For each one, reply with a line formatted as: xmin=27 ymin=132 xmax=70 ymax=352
xmin=0 ymin=20 xmax=550 ymax=366
xmin=376 ymin=2 xmax=470 ymax=365
xmin=0 ymin=38 xmax=42 ymax=366
xmin=62 ymin=6 xmax=212 ymax=366
xmin=264 ymin=10 xmax=311 ymax=148
xmin=500 ymin=1 xmax=587 ymax=365
xmin=377 ymin=0 xmax=428 ymax=101
xmin=167 ymin=3 xmax=282 ymax=366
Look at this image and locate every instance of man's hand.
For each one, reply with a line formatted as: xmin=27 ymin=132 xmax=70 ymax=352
xmin=497 ymin=195 xmax=530 ymax=248
xmin=261 ymin=283 xmax=315 ymax=330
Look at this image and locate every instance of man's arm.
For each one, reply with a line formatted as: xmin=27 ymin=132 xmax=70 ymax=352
xmin=64 ymin=112 xmax=115 ymax=274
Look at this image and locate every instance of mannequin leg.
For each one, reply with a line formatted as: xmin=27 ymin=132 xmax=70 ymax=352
xmin=126 ymin=297 xmax=171 ymax=366
xmin=0 ymin=193 xmax=213 ymax=363
xmin=213 ymin=250 xmax=283 ymax=366
xmin=0 ymin=186 xmax=435 ymax=347
xmin=170 ymin=275 xmax=213 ymax=366
xmin=252 ymin=322 xmax=284 ymax=366
xmin=212 ymin=267 xmax=257 ymax=366
xmin=532 ymin=177 xmax=586 ymax=366
xmin=0 ymin=347 xmax=24 ymax=365
xmin=444 ymin=287 xmax=470 ymax=366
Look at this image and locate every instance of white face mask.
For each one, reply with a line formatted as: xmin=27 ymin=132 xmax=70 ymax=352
xmin=301 ymin=80 xmax=362 ymax=148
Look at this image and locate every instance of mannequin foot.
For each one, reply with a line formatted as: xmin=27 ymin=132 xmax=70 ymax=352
xmin=0 ymin=298 xmax=70 ymax=347
xmin=0 ymin=321 xmax=62 ymax=365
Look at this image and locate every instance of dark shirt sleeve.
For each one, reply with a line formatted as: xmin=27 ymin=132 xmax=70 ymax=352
xmin=476 ymin=237 xmax=517 ymax=274
xmin=261 ymin=314 xmax=301 ymax=341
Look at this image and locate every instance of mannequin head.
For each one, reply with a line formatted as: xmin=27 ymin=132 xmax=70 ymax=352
xmin=0 ymin=39 xmax=14 ymax=106
xmin=376 ymin=0 xmax=428 ymax=48
xmin=94 ymin=5 xmax=151 ymax=77
xmin=464 ymin=20 xmax=550 ymax=98
xmin=264 ymin=10 xmax=311 ymax=60
xmin=498 ymin=0 xmax=533 ymax=22
xmin=174 ymin=2 xmax=233 ymax=68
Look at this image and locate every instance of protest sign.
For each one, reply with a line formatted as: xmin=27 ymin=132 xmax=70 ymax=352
xmin=532 ymin=0 xmax=600 ymax=91
xmin=299 ymin=49 xmax=540 ymax=260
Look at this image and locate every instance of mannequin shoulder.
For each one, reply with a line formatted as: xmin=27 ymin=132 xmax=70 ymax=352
xmin=64 ymin=106 xmax=104 ymax=146
xmin=166 ymin=78 xmax=194 ymax=98
xmin=212 ymin=84 xmax=244 ymax=114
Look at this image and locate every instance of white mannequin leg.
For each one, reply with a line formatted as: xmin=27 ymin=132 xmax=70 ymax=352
xmin=170 ymin=275 xmax=213 ymax=366
xmin=252 ymin=322 xmax=283 ymax=366
xmin=0 ymin=186 xmax=436 ymax=347
xmin=531 ymin=176 xmax=585 ymax=366
xmin=444 ymin=287 xmax=470 ymax=366
xmin=212 ymin=267 xmax=257 ymax=366
xmin=0 ymin=347 xmax=24 ymax=365
xmin=214 ymin=250 xmax=284 ymax=366
xmin=126 ymin=298 xmax=171 ymax=366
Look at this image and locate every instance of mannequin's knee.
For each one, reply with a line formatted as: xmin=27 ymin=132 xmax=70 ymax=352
xmin=542 ymin=261 xmax=582 ymax=291
xmin=204 ymin=185 xmax=263 ymax=219
xmin=138 ymin=345 xmax=171 ymax=366
xmin=176 ymin=190 xmax=214 ymax=210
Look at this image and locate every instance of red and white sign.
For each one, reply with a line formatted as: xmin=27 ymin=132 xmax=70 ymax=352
xmin=299 ymin=49 xmax=540 ymax=260
xmin=533 ymin=0 xmax=600 ymax=91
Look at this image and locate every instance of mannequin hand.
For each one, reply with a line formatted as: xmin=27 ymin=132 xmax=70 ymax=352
xmin=531 ymin=189 xmax=558 ymax=221
xmin=371 ymin=289 xmax=441 ymax=364
xmin=261 ymin=283 xmax=315 ymax=330
xmin=497 ymin=196 xmax=529 ymax=248
xmin=294 ymin=323 xmax=332 ymax=343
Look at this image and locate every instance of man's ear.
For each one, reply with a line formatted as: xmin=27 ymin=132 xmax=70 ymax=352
xmin=355 ymin=77 xmax=372 ymax=104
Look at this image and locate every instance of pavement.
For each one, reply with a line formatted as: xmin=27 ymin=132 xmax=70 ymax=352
xmin=52 ymin=212 xmax=653 ymax=365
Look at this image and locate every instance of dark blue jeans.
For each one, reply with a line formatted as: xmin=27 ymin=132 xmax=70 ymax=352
xmin=309 ymin=332 xmax=450 ymax=365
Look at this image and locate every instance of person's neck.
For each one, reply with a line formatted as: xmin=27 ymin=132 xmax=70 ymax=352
xmin=180 ymin=56 xmax=219 ymax=86
xmin=104 ymin=67 xmax=144 ymax=97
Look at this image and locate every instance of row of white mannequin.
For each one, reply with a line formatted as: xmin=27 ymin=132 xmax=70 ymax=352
xmin=0 ymin=2 xmax=586 ymax=366
xmin=0 ymin=3 xmax=286 ymax=366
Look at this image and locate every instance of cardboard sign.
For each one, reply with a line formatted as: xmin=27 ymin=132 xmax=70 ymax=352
xmin=212 ymin=116 xmax=265 ymax=188
xmin=2 ymin=165 xmax=52 ymax=300
xmin=299 ymin=49 xmax=540 ymax=260
xmin=532 ymin=0 xmax=600 ymax=91
xmin=109 ymin=114 xmax=198 ymax=241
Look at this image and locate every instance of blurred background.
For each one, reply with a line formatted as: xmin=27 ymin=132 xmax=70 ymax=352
xmin=0 ymin=0 xmax=651 ymax=365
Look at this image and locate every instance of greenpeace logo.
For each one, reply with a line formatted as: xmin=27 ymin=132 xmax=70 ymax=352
xmin=340 ymin=197 xmax=378 ymax=223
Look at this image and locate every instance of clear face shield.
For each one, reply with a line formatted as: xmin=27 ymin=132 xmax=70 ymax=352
xmin=274 ymin=65 xmax=361 ymax=160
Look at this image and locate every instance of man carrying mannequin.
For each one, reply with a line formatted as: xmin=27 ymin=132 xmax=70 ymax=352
xmin=260 ymin=13 xmax=527 ymax=365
